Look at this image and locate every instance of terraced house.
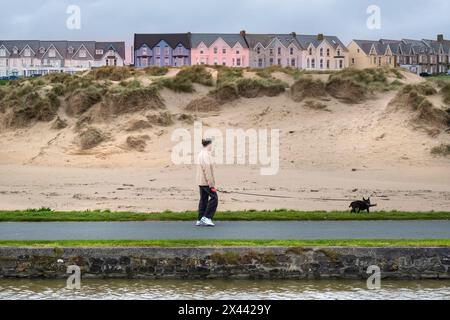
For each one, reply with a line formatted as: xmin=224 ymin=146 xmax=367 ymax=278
xmin=134 ymin=33 xmax=191 ymax=67
xmin=348 ymin=35 xmax=450 ymax=75
xmin=245 ymin=33 xmax=348 ymax=70
xmin=0 ymin=40 xmax=125 ymax=77
xmin=190 ymin=32 xmax=249 ymax=67
xmin=296 ymin=34 xmax=348 ymax=70
xmin=245 ymin=33 xmax=302 ymax=68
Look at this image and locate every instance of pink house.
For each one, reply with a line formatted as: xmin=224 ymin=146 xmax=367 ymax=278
xmin=190 ymin=32 xmax=249 ymax=67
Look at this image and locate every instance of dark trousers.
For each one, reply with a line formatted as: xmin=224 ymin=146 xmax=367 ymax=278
xmin=198 ymin=186 xmax=218 ymax=220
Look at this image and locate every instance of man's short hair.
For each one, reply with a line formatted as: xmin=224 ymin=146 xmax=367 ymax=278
xmin=202 ymin=138 xmax=212 ymax=147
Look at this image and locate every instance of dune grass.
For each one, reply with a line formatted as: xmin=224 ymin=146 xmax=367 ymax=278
xmin=0 ymin=239 xmax=449 ymax=248
xmin=0 ymin=209 xmax=449 ymax=222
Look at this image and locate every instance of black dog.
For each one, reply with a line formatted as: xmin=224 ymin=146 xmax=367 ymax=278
xmin=350 ymin=197 xmax=376 ymax=213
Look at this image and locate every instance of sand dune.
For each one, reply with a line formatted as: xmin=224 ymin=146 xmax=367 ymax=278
xmin=0 ymin=67 xmax=449 ymax=212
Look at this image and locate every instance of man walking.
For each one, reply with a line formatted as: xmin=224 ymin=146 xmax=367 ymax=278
xmin=196 ymin=138 xmax=218 ymax=227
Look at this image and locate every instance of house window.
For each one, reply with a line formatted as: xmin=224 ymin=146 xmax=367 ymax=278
xmin=236 ymin=58 xmax=241 ymax=66
xmin=236 ymin=49 xmax=240 ymax=55
xmin=290 ymin=47 xmax=294 ymax=55
xmin=337 ymin=49 xmax=341 ymax=56
xmin=13 ymin=47 xmax=18 ymax=54
xmin=307 ymin=58 xmax=310 ymax=68
xmin=96 ymin=49 xmax=104 ymax=55
xmin=214 ymin=58 xmax=218 ymax=65
xmin=155 ymin=47 xmax=161 ymax=55
xmin=320 ymin=59 xmax=323 ymax=69
xmin=320 ymin=48 xmax=323 ymax=56
xmin=373 ymin=57 xmax=377 ymax=64
xmin=278 ymin=58 xmax=281 ymax=65
xmin=223 ymin=48 xmax=227 ymax=54
xmin=79 ymin=49 xmax=87 ymax=58
xmin=49 ymin=49 xmax=56 ymax=58
xmin=200 ymin=48 xmax=204 ymax=54
xmin=326 ymin=60 xmax=330 ymax=69
xmin=39 ymin=47 xmax=45 ymax=54
xmin=0 ymin=49 xmax=5 ymax=57
xmin=277 ymin=47 xmax=281 ymax=55
xmin=164 ymin=57 xmax=170 ymax=66
xmin=222 ymin=59 xmax=226 ymax=66
xmin=258 ymin=58 xmax=263 ymax=67
xmin=351 ymin=58 xmax=355 ymax=65
xmin=291 ymin=58 xmax=295 ymax=67
xmin=24 ymin=48 xmax=31 ymax=57
xmin=164 ymin=46 xmax=170 ymax=56
xmin=214 ymin=47 xmax=218 ymax=54
xmin=339 ymin=60 xmax=343 ymax=69
xmin=269 ymin=49 xmax=274 ymax=55
xmin=269 ymin=58 xmax=274 ymax=65
xmin=309 ymin=48 xmax=312 ymax=55
xmin=326 ymin=48 xmax=330 ymax=57
xmin=357 ymin=49 xmax=360 ymax=53
xmin=311 ymin=59 xmax=315 ymax=68
xmin=256 ymin=47 xmax=261 ymax=54
xmin=68 ymin=47 xmax=74 ymax=54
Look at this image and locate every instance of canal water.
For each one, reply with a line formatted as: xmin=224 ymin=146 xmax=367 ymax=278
xmin=1 ymin=279 xmax=450 ymax=300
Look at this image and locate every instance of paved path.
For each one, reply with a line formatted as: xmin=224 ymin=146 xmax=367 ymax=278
xmin=0 ymin=221 xmax=449 ymax=240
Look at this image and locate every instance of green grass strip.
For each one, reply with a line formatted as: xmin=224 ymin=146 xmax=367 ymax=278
xmin=0 ymin=209 xmax=450 ymax=222
xmin=0 ymin=239 xmax=449 ymax=248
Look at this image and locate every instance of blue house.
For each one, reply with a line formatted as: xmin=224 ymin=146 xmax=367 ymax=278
xmin=134 ymin=33 xmax=191 ymax=67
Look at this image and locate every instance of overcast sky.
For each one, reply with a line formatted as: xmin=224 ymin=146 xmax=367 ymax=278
xmin=1 ymin=0 xmax=449 ymax=45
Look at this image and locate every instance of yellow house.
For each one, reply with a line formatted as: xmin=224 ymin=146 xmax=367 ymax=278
xmin=347 ymin=40 xmax=397 ymax=69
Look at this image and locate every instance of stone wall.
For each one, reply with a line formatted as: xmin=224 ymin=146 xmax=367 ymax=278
xmin=0 ymin=247 xmax=449 ymax=279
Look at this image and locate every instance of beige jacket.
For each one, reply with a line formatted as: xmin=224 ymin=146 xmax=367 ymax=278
xmin=196 ymin=149 xmax=215 ymax=187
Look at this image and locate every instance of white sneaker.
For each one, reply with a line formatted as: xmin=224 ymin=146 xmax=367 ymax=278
xmin=201 ymin=217 xmax=215 ymax=227
xmin=196 ymin=220 xmax=204 ymax=226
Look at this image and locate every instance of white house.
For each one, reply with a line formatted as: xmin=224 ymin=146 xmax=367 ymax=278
xmin=0 ymin=40 xmax=126 ymax=77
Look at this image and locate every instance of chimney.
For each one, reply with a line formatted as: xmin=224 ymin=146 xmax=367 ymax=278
xmin=291 ymin=32 xmax=297 ymax=37
xmin=317 ymin=33 xmax=324 ymax=41
xmin=240 ymin=30 xmax=246 ymax=38
xmin=437 ymin=34 xmax=444 ymax=42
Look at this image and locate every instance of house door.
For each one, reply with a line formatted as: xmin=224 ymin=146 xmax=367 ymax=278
xmin=106 ymin=58 xmax=117 ymax=66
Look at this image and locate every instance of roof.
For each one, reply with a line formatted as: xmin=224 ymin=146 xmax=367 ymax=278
xmin=190 ymin=33 xmax=248 ymax=48
xmin=95 ymin=42 xmax=126 ymax=60
xmin=244 ymin=34 xmax=300 ymax=49
xmin=0 ymin=40 xmax=125 ymax=60
xmin=296 ymin=34 xmax=347 ymax=51
xmin=134 ymin=33 xmax=191 ymax=50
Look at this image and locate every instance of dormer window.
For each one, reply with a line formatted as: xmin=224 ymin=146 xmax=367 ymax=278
xmin=0 ymin=48 xmax=6 ymax=57
xmin=337 ymin=49 xmax=341 ymax=56
xmin=277 ymin=47 xmax=281 ymax=55
xmin=13 ymin=47 xmax=18 ymax=54
xmin=23 ymin=48 xmax=31 ymax=57
xmin=39 ymin=47 xmax=45 ymax=54
xmin=108 ymin=50 xmax=114 ymax=56
xmin=256 ymin=47 xmax=261 ymax=54
xmin=290 ymin=47 xmax=294 ymax=55
xmin=309 ymin=48 xmax=312 ymax=55
xmin=68 ymin=47 xmax=74 ymax=54
xmin=236 ymin=49 xmax=240 ymax=55
xmin=79 ymin=49 xmax=87 ymax=58
xmin=320 ymin=48 xmax=324 ymax=56
xmin=213 ymin=47 xmax=218 ymax=54
xmin=48 ymin=49 xmax=56 ymax=58
xmin=326 ymin=48 xmax=330 ymax=56
xmin=96 ymin=49 xmax=104 ymax=55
